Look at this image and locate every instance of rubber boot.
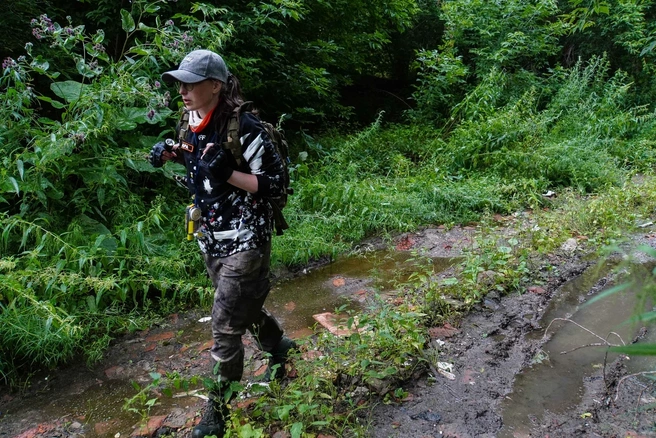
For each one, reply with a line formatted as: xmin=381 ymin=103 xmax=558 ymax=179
xmin=264 ymin=336 xmax=297 ymax=382
xmin=192 ymin=396 xmax=228 ymax=438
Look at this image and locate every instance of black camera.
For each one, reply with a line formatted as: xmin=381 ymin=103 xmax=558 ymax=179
xmin=148 ymin=139 xmax=175 ymax=167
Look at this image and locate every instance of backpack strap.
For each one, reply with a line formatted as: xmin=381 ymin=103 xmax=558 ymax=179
xmin=224 ymin=102 xmax=255 ymax=167
xmin=177 ymin=109 xmax=190 ymax=144
xmin=270 ymin=200 xmax=289 ymax=236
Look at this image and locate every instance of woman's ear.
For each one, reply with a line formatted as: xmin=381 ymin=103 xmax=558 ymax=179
xmin=213 ymin=80 xmax=223 ymax=95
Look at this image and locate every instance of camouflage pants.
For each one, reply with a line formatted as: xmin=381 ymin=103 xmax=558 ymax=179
xmin=203 ymin=241 xmax=284 ymax=383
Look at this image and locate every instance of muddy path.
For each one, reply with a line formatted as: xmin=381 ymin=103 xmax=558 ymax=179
xmin=1 ymin=224 xmax=655 ymax=438
xmin=372 ymin=228 xmax=656 ymax=438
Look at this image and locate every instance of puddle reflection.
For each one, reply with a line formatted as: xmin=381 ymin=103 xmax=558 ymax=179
xmin=500 ymin=262 xmax=656 ymax=437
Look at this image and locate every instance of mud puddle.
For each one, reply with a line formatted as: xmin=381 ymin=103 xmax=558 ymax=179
xmin=499 ymin=262 xmax=656 ymax=437
xmin=269 ymin=250 xmax=456 ymax=336
xmin=0 ymin=248 xmax=456 ymax=438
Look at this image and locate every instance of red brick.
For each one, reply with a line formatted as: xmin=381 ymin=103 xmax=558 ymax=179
xmin=428 ymin=323 xmax=459 ymax=339
xmin=13 ymin=423 xmax=56 ymax=438
xmin=527 ymin=286 xmax=546 ymax=295
xmin=235 ymin=397 xmax=258 ymax=409
xmin=332 ymin=277 xmax=346 ymax=287
xmin=131 ymin=415 xmax=167 ymax=437
xmin=185 ymin=412 xmax=201 ymax=428
xmin=198 ymin=340 xmax=214 ymax=352
xmin=145 ymin=331 xmax=175 ymax=342
xmin=254 ymin=363 xmax=268 ymax=377
xmin=312 ymin=312 xmax=354 ymax=336
xmin=395 ymin=235 xmax=416 ymax=251
xmin=104 ymin=365 xmax=125 ymax=379
xmin=94 ymin=420 xmax=119 ymax=436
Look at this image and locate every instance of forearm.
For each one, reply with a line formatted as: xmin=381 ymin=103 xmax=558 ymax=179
xmin=227 ymin=170 xmax=259 ymax=193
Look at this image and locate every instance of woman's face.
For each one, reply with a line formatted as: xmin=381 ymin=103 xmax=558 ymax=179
xmin=178 ymin=79 xmax=222 ymax=117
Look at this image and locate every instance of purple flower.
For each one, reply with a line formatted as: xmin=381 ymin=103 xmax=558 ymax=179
xmin=165 ymin=20 xmax=174 ymax=26
xmin=154 ymin=80 xmax=161 ymax=88
xmin=2 ymin=57 xmax=16 ymax=69
xmin=66 ymin=27 xmax=74 ymax=35
xmin=32 ymin=28 xmax=42 ymax=40
xmin=147 ymin=109 xmax=156 ymax=120
xmin=93 ymin=44 xmax=105 ymax=53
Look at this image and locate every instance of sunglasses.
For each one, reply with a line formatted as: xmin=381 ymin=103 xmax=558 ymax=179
xmin=176 ymin=79 xmax=219 ymax=91
xmin=177 ymin=81 xmax=202 ymax=91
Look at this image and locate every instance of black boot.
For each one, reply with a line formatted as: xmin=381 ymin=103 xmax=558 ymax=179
xmin=264 ymin=336 xmax=297 ymax=382
xmin=192 ymin=397 xmax=227 ymax=438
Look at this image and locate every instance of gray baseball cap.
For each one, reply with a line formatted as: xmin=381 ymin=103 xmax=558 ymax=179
xmin=161 ymin=49 xmax=229 ymax=84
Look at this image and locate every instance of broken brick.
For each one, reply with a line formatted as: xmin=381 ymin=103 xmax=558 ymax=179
xmin=14 ymin=423 xmax=57 ymax=438
xmin=332 ymin=277 xmax=346 ymax=287
xmin=131 ymin=415 xmax=167 ymax=437
xmin=428 ymin=323 xmax=459 ymax=339
xmin=313 ymin=312 xmax=354 ymax=336
xmin=104 ymin=365 xmax=125 ymax=379
xmin=198 ymin=339 xmax=214 ymax=352
xmin=527 ymin=286 xmax=546 ymax=295
xmin=395 ymin=235 xmax=416 ymax=251
xmin=145 ymin=332 xmax=175 ymax=342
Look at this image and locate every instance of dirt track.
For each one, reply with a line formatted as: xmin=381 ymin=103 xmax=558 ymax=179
xmin=1 ymin=224 xmax=655 ymax=438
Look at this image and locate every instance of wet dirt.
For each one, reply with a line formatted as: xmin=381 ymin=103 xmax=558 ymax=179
xmin=1 ymin=221 xmax=655 ymax=438
xmin=370 ymin=225 xmax=656 ymax=438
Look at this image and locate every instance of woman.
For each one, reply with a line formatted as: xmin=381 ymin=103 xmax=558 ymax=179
xmin=151 ymin=49 xmax=295 ymax=438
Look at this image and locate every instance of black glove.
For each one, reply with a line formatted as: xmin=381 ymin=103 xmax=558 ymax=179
xmin=148 ymin=141 xmax=172 ymax=168
xmin=199 ymin=145 xmax=234 ymax=183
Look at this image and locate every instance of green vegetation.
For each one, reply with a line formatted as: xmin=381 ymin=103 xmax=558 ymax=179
xmin=1 ymin=1 xmax=656 ymax=428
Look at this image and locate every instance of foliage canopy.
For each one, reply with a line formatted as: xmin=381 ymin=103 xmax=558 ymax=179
xmin=2 ymin=0 xmax=656 ymax=387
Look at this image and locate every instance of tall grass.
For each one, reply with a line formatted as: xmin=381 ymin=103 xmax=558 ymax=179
xmin=274 ymin=56 xmax=656 ymax=266
xmin=3 ymin=55 xmax=656 ymax=382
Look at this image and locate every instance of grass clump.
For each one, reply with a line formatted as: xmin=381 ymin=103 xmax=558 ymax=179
xmin=231 ymin=303 xmax=426 ymax=436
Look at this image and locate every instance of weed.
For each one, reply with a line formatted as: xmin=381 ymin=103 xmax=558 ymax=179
xmin=155 ymin=297 xmax=428 ymax=437
xmin=123 ymin=372 xmax=164 ymax=422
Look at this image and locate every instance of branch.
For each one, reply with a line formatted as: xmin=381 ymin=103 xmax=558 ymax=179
xmin=543 ymin=318 xmax=626 ymax=347
xmin=615 ymin=371 xmax=656 ymax=401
